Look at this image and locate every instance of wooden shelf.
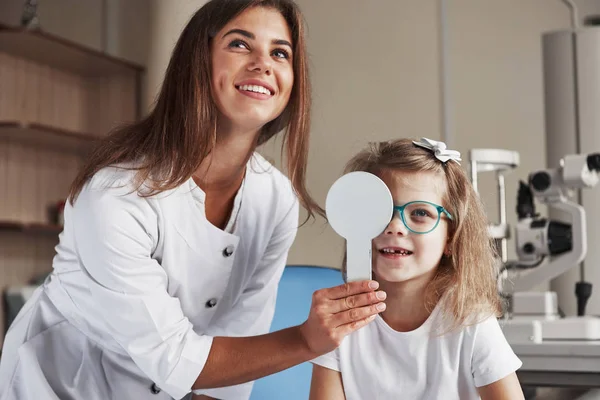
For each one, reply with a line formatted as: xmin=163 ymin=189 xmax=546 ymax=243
xmin=0 ymin=121 xmax=101 ymax=152
xmin=0 ymin=22 xmax=143 ymax=345
xmin=0 ymin=24 xmax=143 ymax=76
xmin=0 ymin=220 xmax=63 ymax=235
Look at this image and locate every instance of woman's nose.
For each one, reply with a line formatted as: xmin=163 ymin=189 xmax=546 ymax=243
xmin=247 ymin=51 xmax=272 ymax=75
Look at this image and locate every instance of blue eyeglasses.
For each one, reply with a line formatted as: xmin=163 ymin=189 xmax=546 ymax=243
xmin=392 ymin=201 xmax=453 ymax=234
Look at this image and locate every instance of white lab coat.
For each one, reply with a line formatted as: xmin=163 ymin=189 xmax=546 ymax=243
xmin=0 ymin=153 xmax=299 ymax=400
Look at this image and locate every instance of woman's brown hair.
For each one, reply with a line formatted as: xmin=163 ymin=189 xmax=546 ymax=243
xmin=69 ymin=0 xmax=323 ymax=218
xmin=344 ymin=138 xmax=502 ymax=332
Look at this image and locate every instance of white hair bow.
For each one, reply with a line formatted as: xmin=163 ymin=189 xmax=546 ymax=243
xmin=412 ymin=137 xmax=462 ymax=165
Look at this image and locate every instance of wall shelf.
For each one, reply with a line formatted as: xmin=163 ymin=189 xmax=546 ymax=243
xmin=0 ymin=24 xmax=143 ymax=76
xmin=0 ymin=21 xmax=143 ymax=344
xmin=0 ymin=220 xmax=62 ymax=236
xmin=0 ymin=121 xmax=101 ymax=153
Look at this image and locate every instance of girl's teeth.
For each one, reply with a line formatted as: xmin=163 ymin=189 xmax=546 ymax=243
xmin=381 ymin=248 xmax=412 ymax=255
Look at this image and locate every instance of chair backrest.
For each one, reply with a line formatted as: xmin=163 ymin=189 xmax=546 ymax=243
xmin=250 ymin=265 xmax=343 ymax=400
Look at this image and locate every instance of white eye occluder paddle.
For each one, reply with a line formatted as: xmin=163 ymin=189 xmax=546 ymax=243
xmin=325 ymin=171 xmax=393 ymax=282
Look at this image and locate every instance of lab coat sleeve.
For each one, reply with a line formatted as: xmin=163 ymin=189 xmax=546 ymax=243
xmin=193 ymin=195 xmax=300 ymax=399
xmin=71 ymin=180 xmax=211 ymax=400
xmin=471 ymin=316 xmax=523 ymax=387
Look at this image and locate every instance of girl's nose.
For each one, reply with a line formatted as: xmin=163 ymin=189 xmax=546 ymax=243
xmin=385 ymin=212 xmax=408 ymax=236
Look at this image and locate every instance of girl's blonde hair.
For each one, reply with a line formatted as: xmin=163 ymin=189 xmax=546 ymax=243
xmin=343 ymin=138 xmax=502 ymax=332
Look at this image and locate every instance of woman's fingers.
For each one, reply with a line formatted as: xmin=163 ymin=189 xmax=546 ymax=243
xmin=331 ymin=290 xmax=386 ymax=314
xmin=322 ymin=280 xmax=379 ymax=300
xmin=312 ymin=281 xmax=385 ymax=313
xmin=333 ymin=302 xmax=386 ymax=327
xmin=300 ymin=280 xmax=386 ymax=356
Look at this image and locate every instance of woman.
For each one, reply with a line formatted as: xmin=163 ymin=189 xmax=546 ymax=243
xmin=0 ymin=1 xmax=386 ymax=399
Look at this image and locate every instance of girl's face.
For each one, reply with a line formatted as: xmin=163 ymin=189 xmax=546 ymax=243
xmin=210 ymin=6 xmax=294 ymax=134
xmin=372 ymin=170 xmax=450 ymax=286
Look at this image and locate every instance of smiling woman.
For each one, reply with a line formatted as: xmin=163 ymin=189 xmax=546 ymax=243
xmin=0 ymin=1 xmax=388 ymax=400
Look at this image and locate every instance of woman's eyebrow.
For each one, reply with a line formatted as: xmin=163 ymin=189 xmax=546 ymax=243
xmin=223 ymin=28 xmax=254 ymax=39
xmin=223 ymin=28 xmax=292 ymax=49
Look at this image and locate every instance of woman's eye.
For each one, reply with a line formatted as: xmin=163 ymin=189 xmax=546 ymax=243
xmin=228 ymin=39 xmax=249 ymax=50
xmin=272 ymin=48 xmax=290 ymax=59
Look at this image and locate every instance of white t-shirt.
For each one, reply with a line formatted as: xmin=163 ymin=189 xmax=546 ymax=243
xmin=311 ymin=303 xmax=522 ymax=400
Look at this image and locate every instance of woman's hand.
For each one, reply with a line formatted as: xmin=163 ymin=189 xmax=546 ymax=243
xmin=299 ymin=280 xmax=386 ymax=356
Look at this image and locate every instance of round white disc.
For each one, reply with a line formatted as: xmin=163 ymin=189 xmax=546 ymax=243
xmin=325 ymin=171 xmax=393 ymax=241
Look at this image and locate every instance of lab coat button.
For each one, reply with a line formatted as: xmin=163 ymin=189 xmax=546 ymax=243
xmin=206 ymin=298 xmax=218 ymax=308
xmin=150 ymin=383 xmax=161 ymax=394
xmin=222 ymin=245 xmax=235 ymax=257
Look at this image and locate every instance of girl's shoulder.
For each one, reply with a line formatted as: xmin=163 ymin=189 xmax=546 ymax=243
xmin=435 ymin=311 xmax=505 ymax=350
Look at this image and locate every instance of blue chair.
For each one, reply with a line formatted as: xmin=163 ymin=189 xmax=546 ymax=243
xmin=250 ymin=265 xmax=344 ymax=400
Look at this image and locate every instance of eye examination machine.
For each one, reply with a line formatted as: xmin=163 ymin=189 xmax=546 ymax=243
xmin=470 ymin=4 xmax=600 ymax=399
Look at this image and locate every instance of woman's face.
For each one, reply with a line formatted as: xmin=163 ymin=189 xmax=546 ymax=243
xmin=211 ymin=6 xmax=294 ymax=134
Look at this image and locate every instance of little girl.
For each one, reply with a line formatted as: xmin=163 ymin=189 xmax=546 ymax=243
xmin=310 ymin=138 xmax=524 ymax=400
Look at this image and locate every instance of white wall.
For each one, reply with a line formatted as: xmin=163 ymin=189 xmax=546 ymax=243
xmin=144 ymin=0 xmax=209 ymax=112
